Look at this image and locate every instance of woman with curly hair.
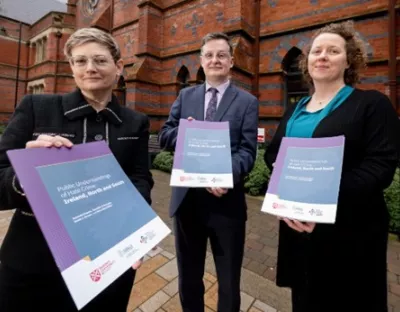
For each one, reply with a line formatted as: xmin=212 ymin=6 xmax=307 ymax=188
xmin=264 ymin=20 xmax=400 ymax=312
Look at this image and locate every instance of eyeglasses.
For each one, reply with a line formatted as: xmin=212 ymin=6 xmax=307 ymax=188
xmin=201 ymin=52 xmax=231 ymax=61
xmin=69 ymin=55 xmax=113 ymax=68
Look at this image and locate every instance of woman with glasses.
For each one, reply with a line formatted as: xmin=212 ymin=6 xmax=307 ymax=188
xmin=0 ymin=27 xmax=153 ymax=311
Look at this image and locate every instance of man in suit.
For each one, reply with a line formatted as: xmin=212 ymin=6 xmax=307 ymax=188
xmin=159 ymin=32 xmax=259 ymax=312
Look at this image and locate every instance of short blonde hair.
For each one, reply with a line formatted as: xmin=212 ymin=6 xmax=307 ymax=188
xmin=299 ymin=20 xmax=367 ymax=86
xmin=64 ymin=27 xmax=121 ymax=62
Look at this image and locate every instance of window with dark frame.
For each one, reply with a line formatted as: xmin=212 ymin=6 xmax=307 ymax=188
xmin=282 ymin=47 xmax=309 ymax=108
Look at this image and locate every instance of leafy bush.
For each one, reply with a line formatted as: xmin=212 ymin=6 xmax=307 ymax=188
xmin=152 ymin=151 xmax=173 ymax=173
xmin=244 ymin=149 xmax=270 ymax=196
xmin=385 ymin=168 xmax=400 ymax=234
xmin=0 ymin=125 xmax=6 ymax=135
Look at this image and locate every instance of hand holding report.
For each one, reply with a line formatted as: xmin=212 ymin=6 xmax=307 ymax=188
xmin=261 ymin=136 xmax=345 ymax=224
xmin=7 ymin=141 xmax=171 ymax=310
xmin=170 ymin=119 xmax=233 ymax=188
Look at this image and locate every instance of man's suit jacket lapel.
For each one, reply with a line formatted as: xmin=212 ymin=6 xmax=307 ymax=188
xmin=192 ymin=84 xmax=205 ymax=121
xmin=214 ymin=83 xmax=238 ymax=121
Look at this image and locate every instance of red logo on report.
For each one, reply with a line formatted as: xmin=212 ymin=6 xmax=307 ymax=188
xmin=272 ymin=202 xmax=286 ymax=209
xmin=89 ymin=260 xmax=115 ymax=282
xmin=90 ymin=269 xmax=101 ymax=282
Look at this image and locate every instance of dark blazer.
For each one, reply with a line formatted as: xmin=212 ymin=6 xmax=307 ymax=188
xmin=159 ymin=83 xmax=259 ymax=219
xmin=0 ymin=89 xmax=153 ymax=274
xmin=265 ymin=88 xmax=400 ymax=309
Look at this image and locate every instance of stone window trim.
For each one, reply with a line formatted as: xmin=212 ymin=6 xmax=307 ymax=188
xmin=27 ymin=79 xmax=46 ymax=94
xmin=31 ymin=35 xmax=48 ymax=64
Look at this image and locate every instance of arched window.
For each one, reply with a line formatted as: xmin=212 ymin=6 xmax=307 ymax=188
xmin=113 ymin=76 xmax=126 ymax=106
xmin=196 ymin=67 xmax=205 ymax=84
xmin=177 ymin=66 xmax=190 ymax=95
xmin=282 ymin=47 xmax=309 ymax=108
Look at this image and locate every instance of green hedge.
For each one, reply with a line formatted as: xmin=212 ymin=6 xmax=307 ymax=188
xmin=244 ymin=149 xmax=270 ymax=196
xmin=152 ymin=151 xmax=174 ymax=173
xmin=385 ymin=168 xmax=400 ymax=234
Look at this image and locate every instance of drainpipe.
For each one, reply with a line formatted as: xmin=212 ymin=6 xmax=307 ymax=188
xmin=54 ymin=30 xmax=62 ymax=94
xmin=25 ymin=41 xmax=30 ymax=92
xmin=253 ymin=0 xmax=261 ymax=99
xmin=14 ymin=22 xmax=22 ymax=108
xmin=110 ymin=0 xmax=114 ymax=32
xmin=388 ymin=0 xmax=397 ymax=111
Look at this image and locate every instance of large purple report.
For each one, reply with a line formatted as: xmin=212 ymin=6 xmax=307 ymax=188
xmin=7 ymin=141 xmax=171 ymax=310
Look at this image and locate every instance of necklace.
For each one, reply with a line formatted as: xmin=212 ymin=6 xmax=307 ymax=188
xmin=313 ymin=85 xmax=345 ymax=106
xmin=313 ymin=95 xmax=333 ymax=106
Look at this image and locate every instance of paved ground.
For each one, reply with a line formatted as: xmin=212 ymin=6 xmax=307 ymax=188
xmin=1 ymin=169 xmax=400 ymax=311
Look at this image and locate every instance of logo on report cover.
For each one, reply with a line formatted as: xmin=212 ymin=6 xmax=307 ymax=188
xmin=89 ymin=260 xmax=115 ymax=282
xmin=140 ymin=231 xmax=156 ymax=244
xmin=309 ymin=208 xmax=323 ymax=216
xmin=89 ymin=269 xmax=102 ymax=282
xmin=180 ymin=176 xmax=193 ymax=182
xmin=118 ymin=244 xmax=139 ymax=258
xmin=272 ymin=202 xmax=286 ymax=209
xmin=197 ymin=177 xmax=207 ymax=183
xmin=211 ymin=177 xmax=223 ymax=183
xmin=140 ymin=235 xmax=148 ymax=244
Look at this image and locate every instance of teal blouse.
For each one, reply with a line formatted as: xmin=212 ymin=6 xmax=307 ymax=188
xmin=285 ymin=85 xmax=355 ymax=138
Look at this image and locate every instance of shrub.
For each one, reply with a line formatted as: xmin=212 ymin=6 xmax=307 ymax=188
xmin=244 ymin=149 xmax=270 ymax=196
xmin=152 ymin=151 xmax=174 ymax=173
xmin=385 ymin=168 xmax=400 ymax=234
xmin=0 ymin=125 xmax=5 ymax=135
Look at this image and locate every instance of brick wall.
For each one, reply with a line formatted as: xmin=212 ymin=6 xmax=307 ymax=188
xmin=260 ymin=0 xmax=387 ymax=35
xmin=161 ymin=0 xmax=225 ymax=57
xmin=0 ymin=79 xmax=20 ymax=112
xmin=0 ymin=0 xmax=398 ymax=131
xmin=233 ymin=36 xmax=255 ymax=75
xmin=113 ymin=23 xmax=139 ymax=65
xmin=0 ymin=11 xmax=75 ymax=113
xmin=113 ymin=0 xmax=140 ymax=28
xmin=138 ymin=4 xmax=163 ymax=57
xmin=76 ymin=0 xmax=110 ymax=29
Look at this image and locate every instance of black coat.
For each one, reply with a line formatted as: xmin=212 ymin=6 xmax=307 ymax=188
xmin=0 ymin=89 xmax=153 ymax=274
xmin=265 ymin=89 xmax=400 ymax=311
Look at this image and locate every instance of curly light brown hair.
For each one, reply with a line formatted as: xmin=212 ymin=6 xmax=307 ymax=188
xmin=299 ymin=20 xmax=367 ymax=86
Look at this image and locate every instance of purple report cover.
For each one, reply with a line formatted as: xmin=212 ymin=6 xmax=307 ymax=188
xmin=7 ymin=141 xmax=171 ymax=309
xmin=262 ymin=136 xmax=345 ymax=223
xmin=7 ymin=142 xmax=113 ymax=271
xmin=173 ymin=118 xmax=230 ymax=170
xmin=268 ymin=136 xmax=345 ymax=195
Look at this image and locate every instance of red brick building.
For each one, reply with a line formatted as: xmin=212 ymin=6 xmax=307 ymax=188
xmin=0 ymin=0 xmax=399 ymax=139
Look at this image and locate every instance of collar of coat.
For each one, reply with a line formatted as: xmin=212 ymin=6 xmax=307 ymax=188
xmin=62 ymin=88 xmax=123 ymax=126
